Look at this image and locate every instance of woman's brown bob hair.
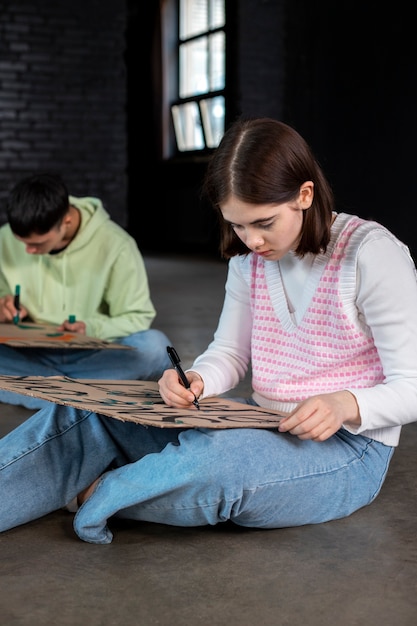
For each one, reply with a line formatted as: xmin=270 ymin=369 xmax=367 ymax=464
xmin=203 ymin=117 xmax=335 ymax=259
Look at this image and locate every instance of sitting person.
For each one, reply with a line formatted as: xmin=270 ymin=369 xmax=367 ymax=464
xmin=0 ymin=172 xmax=171 ymax=409
xmin=1 ymin=118 xmax=417 ymax=544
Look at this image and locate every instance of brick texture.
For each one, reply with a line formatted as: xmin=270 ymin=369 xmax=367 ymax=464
xmin=0 ymin=0 xmax=127 ymax=226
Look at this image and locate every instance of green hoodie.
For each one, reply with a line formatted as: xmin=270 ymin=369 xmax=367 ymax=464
xmin=0 ymin=196 xmax=156 ymax=341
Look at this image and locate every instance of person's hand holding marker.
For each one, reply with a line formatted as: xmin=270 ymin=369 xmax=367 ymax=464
xmin=58 ymin=314 xmax=87 ymax=335
xmin=159 ymin=346 xmax=202 ymax=409
xmin=0 ymin=285 xmax=28 ymax=324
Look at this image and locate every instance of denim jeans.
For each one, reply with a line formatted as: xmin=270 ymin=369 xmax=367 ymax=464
xmin=0 ymin=328 xmax=172 ymax=409
xmin=0 ymin=403 xmax=394 ymax=544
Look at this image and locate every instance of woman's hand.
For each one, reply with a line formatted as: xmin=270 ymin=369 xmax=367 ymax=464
xmin=158 ymin=368 xmax=204 ymax=409
xmin=278 ymin=390 xmax=361 ymax=441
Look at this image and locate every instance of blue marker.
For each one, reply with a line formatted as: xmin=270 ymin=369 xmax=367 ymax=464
xmin=13 ymin=285 xmax=20 ymax=324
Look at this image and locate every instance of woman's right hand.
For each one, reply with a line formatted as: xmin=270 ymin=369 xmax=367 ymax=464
xmin=158 ymin=368 xmax=204 ymax=409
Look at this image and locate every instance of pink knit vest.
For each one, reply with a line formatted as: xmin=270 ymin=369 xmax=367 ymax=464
xmin=249 ymin=217 xmax=384 ymax=403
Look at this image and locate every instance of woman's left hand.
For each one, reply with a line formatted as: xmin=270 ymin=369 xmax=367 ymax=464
xmin=278 ymin=390 xmax=361 ymax=441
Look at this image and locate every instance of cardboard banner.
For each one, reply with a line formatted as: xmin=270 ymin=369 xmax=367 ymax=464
xmin=0 ymin=322 xmax=130 ymax=349
xmin=0 ymin=375 xmax=286 ymax=429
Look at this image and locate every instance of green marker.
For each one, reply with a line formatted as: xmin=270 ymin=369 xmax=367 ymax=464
xmin=68 ymin=315 xmax=76 ymax=323
xmin=13 ymin=285 xmax=21 ymax=324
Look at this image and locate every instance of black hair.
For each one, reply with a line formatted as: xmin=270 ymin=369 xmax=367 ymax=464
xmin=6 ymin=173 xmax=69 ymax=237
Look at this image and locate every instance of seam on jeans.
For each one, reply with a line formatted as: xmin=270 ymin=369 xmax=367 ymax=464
xmin=0 ymin=410 xmax=94 ymax=469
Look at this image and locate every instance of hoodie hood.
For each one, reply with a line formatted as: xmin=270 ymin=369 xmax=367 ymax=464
xmin=60 ymin=196 xmax=110 ymax=255
xmin=33 ymin=197 xmax=111 ymax=313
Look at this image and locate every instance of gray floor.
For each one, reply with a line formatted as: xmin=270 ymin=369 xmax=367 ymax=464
xmin=1 ymin=254 xmax=417 ymax=626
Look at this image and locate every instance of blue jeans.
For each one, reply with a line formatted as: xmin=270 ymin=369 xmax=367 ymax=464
xmin=0 ymin=403 xmax=394 ymax=544
xmin=0 ymin=329 xmax=172 ymax=409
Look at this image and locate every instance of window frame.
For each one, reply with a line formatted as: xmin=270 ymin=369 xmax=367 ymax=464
xmin=161 ymin=0 xmax=227 ymax=160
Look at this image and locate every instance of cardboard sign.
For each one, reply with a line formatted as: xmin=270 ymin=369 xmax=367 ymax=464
xmin=0 ymin=375 xmax=286 ymax=429
xmin=0 ymin=322 xmax=130 ymax=349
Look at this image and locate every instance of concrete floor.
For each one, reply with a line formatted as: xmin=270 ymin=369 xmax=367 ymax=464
xmin=1 ymin=254 xmax=417 ymax=626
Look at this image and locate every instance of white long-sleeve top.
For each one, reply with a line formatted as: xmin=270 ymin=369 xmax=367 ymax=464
xmin=190 ymin=213 xmax=417 ymax=446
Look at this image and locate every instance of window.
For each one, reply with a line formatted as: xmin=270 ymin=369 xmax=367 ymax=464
xmin=163 ymin=0 xmax=226 ymax=157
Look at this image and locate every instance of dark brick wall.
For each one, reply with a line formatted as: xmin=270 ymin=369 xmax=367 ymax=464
xmin=2 ymin=0 xmax=416 ymax=259
xmin=0 ymin=0 xmax=127 ymax=227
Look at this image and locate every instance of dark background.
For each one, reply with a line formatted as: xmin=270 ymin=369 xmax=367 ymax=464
xmin=0 ymin=0 xmax=415 ymax=259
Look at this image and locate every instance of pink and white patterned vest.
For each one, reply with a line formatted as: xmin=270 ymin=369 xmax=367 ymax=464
xmin=248 ymin=216 xmax=385 ymax=403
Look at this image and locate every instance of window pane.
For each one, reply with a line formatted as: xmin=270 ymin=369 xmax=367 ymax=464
xmin=209 ymin=0 xmax=225 ymax=29
xmin=180 ymin=0 xmax=208 ymax=40
xmin=179 ymin=37 xmax=208 ymax=98
xmin=171 ymin=102 xmax=205 ymax=151
xmin=209 ymin=31 xmax=225 ymax=91
xmin=200 ymin=96 xmax=225 ymax=148
xmin=170 ymin=0 xmax=225 ymax=154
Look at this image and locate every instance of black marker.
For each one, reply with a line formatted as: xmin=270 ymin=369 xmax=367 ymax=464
xmin=167 ymin=346 xmax=200 ymax=410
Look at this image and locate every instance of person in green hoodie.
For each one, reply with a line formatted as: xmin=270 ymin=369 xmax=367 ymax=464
xmin=0 ymin=172 xmax=172 ymax=409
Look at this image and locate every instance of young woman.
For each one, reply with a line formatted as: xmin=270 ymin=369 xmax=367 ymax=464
xmin=2 ymin=118 xmax=417 ymax=544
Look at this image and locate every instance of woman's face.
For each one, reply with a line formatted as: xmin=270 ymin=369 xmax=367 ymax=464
xmin=221 ymin=183 xmax=313 ymax=261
